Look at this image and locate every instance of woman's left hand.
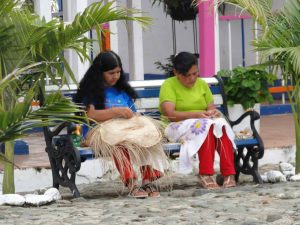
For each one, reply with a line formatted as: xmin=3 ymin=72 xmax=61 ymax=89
xmin=207 ymin=109 xmax=221 ymax=118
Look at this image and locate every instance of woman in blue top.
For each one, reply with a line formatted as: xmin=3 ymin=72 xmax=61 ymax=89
xmin=74 ymin=51 xmax=167 ymax=198
xmin=74 ymin=51 xmax=137 ymax=120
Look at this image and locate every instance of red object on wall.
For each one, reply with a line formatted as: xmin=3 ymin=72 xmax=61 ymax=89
xmin=101 ymin=23 xmax=110 ymax=51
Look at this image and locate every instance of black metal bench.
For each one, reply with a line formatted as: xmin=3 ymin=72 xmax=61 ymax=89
xmin=43 ymin=75 xmax=264 ymax=197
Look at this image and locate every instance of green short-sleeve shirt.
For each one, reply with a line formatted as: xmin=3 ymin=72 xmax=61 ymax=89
xmin=159 ymin=76 xmax=214 ymax=112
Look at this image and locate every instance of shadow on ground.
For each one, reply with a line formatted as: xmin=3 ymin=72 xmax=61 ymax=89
xmin=59 ymin=164 xmax=280 ymax=200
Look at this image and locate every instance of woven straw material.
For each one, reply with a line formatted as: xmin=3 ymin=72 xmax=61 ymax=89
xmin=86 ymin=116 xmax=169 ymax=174
xmin=95 ymin=116 xmax=161 ymax=147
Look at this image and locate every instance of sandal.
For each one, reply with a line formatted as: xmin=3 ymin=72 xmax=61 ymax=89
xmin=142 ymin=183 xmax=160 ymax=197
xmin=198 ymin=175 xmax=221 ymax=190
xmin=223 ymin=175 xmax=236 ymax=188
xmin=128 ymin=185 xmax=148 ymax=199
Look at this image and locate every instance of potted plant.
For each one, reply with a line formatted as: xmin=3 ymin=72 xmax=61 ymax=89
xmin=218 ymin=65 xmax=276 ymax=110
xmin=152 ymin=0 xmax=198 ymax=21
xmin=217 ymin=65 xmax=276 ymax=133
xmin=154 ymin=56 xmax=173 ymax=77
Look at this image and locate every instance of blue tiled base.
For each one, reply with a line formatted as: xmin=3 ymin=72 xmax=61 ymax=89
xmin=0 ymin=140 xmax=29 ymax=155
xmin=260 ymin=104 xmax=292 ymax=116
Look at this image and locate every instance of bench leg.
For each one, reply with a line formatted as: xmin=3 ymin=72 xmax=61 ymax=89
xmin=45 ymin=136 xmax=82 ymax=198
xmin=252 ymin=168 xmax=263 ymax=184
xmin=48 ymin=156 xmax=60 ymax=190
xmin=235 ymin=171 xmax=240 ymax=183
xmin=234 ymin=146 xmax=263 ymax=184
xmin=251 ymin=159 xmax=263 ymax=184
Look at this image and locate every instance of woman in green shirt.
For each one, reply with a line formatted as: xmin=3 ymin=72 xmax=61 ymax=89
xmin=159 ymin=52 xmax=236 ymax=189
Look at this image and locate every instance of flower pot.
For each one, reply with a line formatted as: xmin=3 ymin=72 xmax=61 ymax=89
xmin=165 ymin=0 xmax=198 ymax=21
xmin=228 ymin=103 xmax=261 ymax=135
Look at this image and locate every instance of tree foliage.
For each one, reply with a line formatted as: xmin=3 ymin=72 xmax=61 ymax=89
xmin=198 ymin=0 xmax=300 ymax=172
xmin=0 ymin=0 xmax=151 ymax=192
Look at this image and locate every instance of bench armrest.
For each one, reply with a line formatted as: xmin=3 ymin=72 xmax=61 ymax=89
xmin=43 ymin=122 xmax=79 ymax=144
xmin=228 ymin=110 xmax=260 ymax=128
xmin=226 ymin=110 xmax=264 ymax=159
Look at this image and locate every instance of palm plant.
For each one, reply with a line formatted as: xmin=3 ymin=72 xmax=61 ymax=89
xmin=0 ymin=0 xmax=151 ymax=193
xmin=197 ymin=0 xmax=300 ymax=172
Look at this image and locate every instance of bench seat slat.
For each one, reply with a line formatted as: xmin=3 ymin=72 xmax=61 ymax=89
xmin=78 ymin=148 xmax=94 ymax=155
xmin=235 ymin=138 xmax=258 ymax=146
xmin=77 ymin=138 xmax=259 ymax=160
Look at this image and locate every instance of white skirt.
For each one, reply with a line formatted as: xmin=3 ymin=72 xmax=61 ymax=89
xmin=165 ymin=117 xmax=236 ymax=173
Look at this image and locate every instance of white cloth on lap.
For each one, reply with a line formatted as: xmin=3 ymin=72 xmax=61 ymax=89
xmin=165 ymin=117 xmax=236 ymax=173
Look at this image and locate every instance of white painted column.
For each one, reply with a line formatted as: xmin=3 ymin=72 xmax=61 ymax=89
xmin=109 ymin=20 xmax=119 ymax=54
xmin=228 ymin=21 xmax=232 ymax=70
xmin=254 ymin=20 xmax=259 ymax=64
xmin=127 ymin=0 xmax=144 ymax=81
xmin=214 ymin=2 xmax=220 ymax=73
xmin=105 ymin=0 xmax=119 ymax=53
xmin=63 ymin=0 xmax=90 ymax=83
xmin=34 ymin=0 xmax=52 ymax=22
xmin=34 ymin=0 xmax=52 ymax=85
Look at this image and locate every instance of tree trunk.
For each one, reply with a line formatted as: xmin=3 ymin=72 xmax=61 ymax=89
xmin=295 ymin=118 xmax=300 ymax=173
xmin=2 ymin=141 xmax=15 ymax=194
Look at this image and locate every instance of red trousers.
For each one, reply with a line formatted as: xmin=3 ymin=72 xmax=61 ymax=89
xmin=198 ymin=126 xmax=235 ymax=176
xmin=113 ymin=148 xmax=162 ymax=186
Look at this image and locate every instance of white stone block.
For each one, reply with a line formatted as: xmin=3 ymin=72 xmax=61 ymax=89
xmin=25 ymin=194 xmax=53 ymax=206
xmin=279 ymin=162 xmax=294 ymax=172
xmin=1 ymin=194 xmax=25 ymax=206
xmin=283 ymin=170 xmax=295 ymax=180
xmin=290 ymin=174 xmax=300 ymax=182
xmin=261 ymin=174 xmax=268 ymax=183
xmin=0 ymin=195 xmax=5 ymax=205
xmin=266 ymin=170 xmax=286 ymax=183
xmin=44 ymin=188 xmax=61 ymax=201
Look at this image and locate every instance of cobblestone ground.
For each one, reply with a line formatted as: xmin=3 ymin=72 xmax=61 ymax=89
xmin=1 ymin=169 xmax=300 ymax=225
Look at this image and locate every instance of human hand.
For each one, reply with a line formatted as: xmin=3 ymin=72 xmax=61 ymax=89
xmin=111 ymin=107 xmax=134 ymax=119
xmin=207 ymin=109 xmax=221 ymax=118
xmin=198 ymin=111 xmax=211 ymax=119
xmin=134 ymin=112 xmax=141 ymax=116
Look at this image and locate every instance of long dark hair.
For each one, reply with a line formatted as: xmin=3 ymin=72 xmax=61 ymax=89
xmin=74 ymin=51 xmax=137 ymax=109
xmin=171 ymin=52 xmax=198 ymax=76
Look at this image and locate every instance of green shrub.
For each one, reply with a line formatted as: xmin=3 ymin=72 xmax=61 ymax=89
xmin=218 ymin=65 xmax=276 ymax=110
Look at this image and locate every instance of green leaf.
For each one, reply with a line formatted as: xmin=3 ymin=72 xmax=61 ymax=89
xmin=0 ymin=0 xmax=150 ymax=144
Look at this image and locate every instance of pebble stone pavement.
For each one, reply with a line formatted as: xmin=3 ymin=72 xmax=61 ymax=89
xmin=1 ymin=164 xmax=300 ymax=225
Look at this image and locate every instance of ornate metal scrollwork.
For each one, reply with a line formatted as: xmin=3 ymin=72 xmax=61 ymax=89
xmin=235 ymin=145 xmax=263 ymax=184
xmin=44 ymin=124 xmax=82 ymax=197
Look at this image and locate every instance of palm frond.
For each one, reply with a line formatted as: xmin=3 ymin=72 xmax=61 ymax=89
xmin=247 ymin=0 xmax=300 ymax=76
xmin=0 ymin=0 xmax=151 ymax=146
xmin=0 ymin=0 xmax=18 ymax=18
xmin=22 ymin=1 xmax=152 ymax=86
xmin=0 ymin=152 xmax=15 ymax=167
xmin=0 ymin=9 xmax=39 ymax=76
xmin=0 ymin=91 xmax=86 ymax=143
xmin=0 ymin=62 xmax=42 ymax=91
xmin=198 ymin=0 xmax=272 ymax=32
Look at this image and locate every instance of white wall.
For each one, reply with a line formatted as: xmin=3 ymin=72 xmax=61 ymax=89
xmin=46 ymin=0 xmax=286 ymax=80
xmin=142 ymin=2 xmax=198 ymax=74
xmin=218 ymin=10 xmax=257 ymax=69
xmin=117 ymin=0 xmax=198 ymax=77
xmin=218 ymin=0 xmax=284 ymax=70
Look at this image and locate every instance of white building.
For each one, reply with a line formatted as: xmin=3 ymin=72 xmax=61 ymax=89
xmin=34 ymin=0 xmax=284 ymax=81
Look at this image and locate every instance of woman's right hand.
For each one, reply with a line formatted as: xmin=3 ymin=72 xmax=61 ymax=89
xmin=111 ymin=107 xmax=134 ymax=119
xmin=197 ymin=111 xmax=211 ymax=119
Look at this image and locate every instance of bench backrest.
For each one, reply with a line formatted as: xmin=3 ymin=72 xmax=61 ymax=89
xmin=45 ymin=76 xmax=228 ymax=117
xmin=129 ymin=76 xmax=228 ymax=118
